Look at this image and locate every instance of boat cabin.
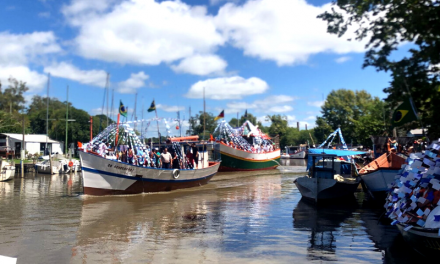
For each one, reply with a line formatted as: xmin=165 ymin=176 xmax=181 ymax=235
xmin=308 ymin=154 xmax=354 ymax=179
xmin=285 ymin=144 xmax=307 ymax=154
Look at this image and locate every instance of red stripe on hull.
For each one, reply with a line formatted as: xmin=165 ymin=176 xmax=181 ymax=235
xmin=218 ymin=165 xmax=278 ymax=172
xmin=83 ymin=175 xmax=214 ymax=196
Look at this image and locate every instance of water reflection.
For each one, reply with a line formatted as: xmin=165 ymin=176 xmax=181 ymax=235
xmin=71 ymin=174 xmax=283 ymax=263
xmin=293 ymin=198 xmax=358 ymax=261
xmin=280 ymin=158 xmax=307 ymax=167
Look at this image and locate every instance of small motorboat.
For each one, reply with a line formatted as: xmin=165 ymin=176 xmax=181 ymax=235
xmin=359 ymin=152 xmax=406 ymax=200
xmin=294 ymin=149 xmax=366 ymax=203
xmin=0 ymin=160 xmax=15 ymax=181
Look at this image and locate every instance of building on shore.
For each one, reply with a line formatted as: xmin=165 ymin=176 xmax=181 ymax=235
xmin=0 ymin=133 xmax=63 ymax=158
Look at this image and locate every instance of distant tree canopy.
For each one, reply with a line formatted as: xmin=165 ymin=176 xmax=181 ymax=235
xmin=228 ymin=113 xmax=262 ymax=128
xmin=318 ymin=0 xmax=440 ymax=137
xmin=314 ymin=89 xmax=388 ymax=147
xmin=187 ymin=111 xmax=217 ymax=138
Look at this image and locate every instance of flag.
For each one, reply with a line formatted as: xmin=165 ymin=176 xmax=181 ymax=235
xmin=119 ymin=100 xmax=128 ymax=117
xmin=392 ymin=98 xmax=418 ymax=127
xmin=244 ymin=109 xmax=248 ymax=118
xmin=148 ymin=100 xmax=156 ymax=112
xmin=77 ymin=141 xmax=82 ymax=148
xmin=214 ymin=110 xmax=224 ymax=121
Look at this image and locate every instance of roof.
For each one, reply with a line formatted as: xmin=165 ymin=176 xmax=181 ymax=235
xmin=308 ymin=148 xmax=366 ymax=157
xmin=0 ymin=133 xmax=60 ymax=143
xmin=408 ymin=129 xmax=424 ymax=135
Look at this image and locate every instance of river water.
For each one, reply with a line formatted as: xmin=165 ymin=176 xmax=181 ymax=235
xmin=0 ymin=160 xmax=428 ymax=263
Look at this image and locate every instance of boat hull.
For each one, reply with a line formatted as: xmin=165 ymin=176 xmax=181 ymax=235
xmin=79 ymin=151 xmax=220 ymax=195
xmin=0 ymin=162 xmax=15 ymax=182
xmin=289 ymin=150 xmax=306 ymax=159
xmin=360 ymin=169 xmax=400 ymax=200
xmin=396 ymin=224 xmax=440 ymax=257
xmin=294 ymin=176 xmax=360 ymax=202
xmin=219 ymin=144 xmax=280 ymax=172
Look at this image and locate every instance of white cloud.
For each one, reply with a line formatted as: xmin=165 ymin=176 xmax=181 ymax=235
xmin=305 ymin=115 xmax=316 ymax=121
xmin=64 ymin=0 xmax=224 ymax=65
xmin=186 ymin=76 xmax=268 ymax=100
xmin=156 ymin=104 xmax=185 ymax=112
xmin=0 ymin=31 xmax=61 ymax=66
xmin=215 ymin=0 xmax=367 ymax=66
xmin=225 ymin=95 xmax=295 ymax=113
xmin=307 ymin=101 xmax=324 ymax=108
xmin=117 ymin=71 xmax=149 ymax=94
xmin=335 ymin=56 xmax=351 ymax=63
xmin=0 ymin=31 xmax=60 ymax=94
xmin=44 ymin=62 xmax=107 ymax=87
xmin=171 ymin=54 xmax=227 ymax=76
xmin=0 ymin=65 xmax=47 ymax=94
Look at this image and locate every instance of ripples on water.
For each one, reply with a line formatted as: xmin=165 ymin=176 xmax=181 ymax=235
xmin=0 ymin=164 xmax=429 ymax=263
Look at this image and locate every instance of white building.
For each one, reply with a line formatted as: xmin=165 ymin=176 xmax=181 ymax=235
xmin=0 ymin=133 xmax=63 ymax=157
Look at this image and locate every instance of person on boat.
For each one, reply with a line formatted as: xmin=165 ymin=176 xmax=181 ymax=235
xmin=172 ymin=152 xmax=180 ymax=169
xmin=190 ymin=143 xmax=199 ymax=169
xmin=128 ymin=147 xmax=134 ymax=164
xmin=185 ymin=148 xmax=194 ymax=169
xmin=155 ymin=149 xmax=161 ymax=168
xmin=160 ymin=148 xmax=172 ymax=169
xmin=150 ymin=151 xmax=156 ymax=167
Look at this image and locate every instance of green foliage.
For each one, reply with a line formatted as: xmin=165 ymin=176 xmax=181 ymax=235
xmin=266 ymin=114 xmax=288 ymax=137
xmin=187 ymin=111 xmax=217 ymax=138
xmin=0 ymin=78 xmax=29 ymax=113
xmin=228 ymin=112 xmax=263 ymax=128
xmin=318 ymin=0 xmax=440 ymax=137
xmin=0 ymin=111 xmax=22 ymax=133
xmin=280 ymin=127 xmax=316 ymax=148
xmin=314 ymin=89 xmax=388 ymax=147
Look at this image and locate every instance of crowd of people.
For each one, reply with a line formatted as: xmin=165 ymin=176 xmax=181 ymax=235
xmin=85 ymin=141 xmax=201 ymax=170
xmin=218 ymin=138 xmax=275 ymax=153
xmin=374 ymin=137 xmax=429 ymax=158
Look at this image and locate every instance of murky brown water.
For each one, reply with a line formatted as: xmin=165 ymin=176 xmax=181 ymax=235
xmin=0 ymin=163 xmax=428 ymax=263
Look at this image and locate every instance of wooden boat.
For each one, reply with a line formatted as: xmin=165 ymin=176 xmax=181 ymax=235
xmin=396 ymin=224 xmax=440 ymax=257
xmin=35 ymin=155 xmax=81 ymax=174
xmin=294 ymin=149 xmax=366 ymax=203
xmin=284 ymin=145 xmax=307 ymax=159
xmin=219 ymin=142 xmax=280 ymax=171
xmin=215 ymin=120 xmax=280 ymax=172
xmin=79 ymin=123 xmax=221 ymax=196
xmin=359 ymin=153 xmax=406 ymax=200
xmin=79 ymin=150 xmax=220 ymax=195
xmin=0 ymin=160 xmax=15 ymax=181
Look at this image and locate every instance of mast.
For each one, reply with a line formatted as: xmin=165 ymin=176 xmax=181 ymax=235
xmin=203 ymin=87 xmax=206 ymax=168
xmin=45 ymin=73 xmax=50 ymax=155
xmin=141 ymin=97 xmax=144 ymax=143
xmin=110 ymin=88 xmax=114 ymax=122
xmin=189 ymin=106 xmax=191 ymax=136
xmin=132 ymin=93 xmax=138 ymax=130
xmin=105 ymin=73 xmax=109 ymax=127
xmin=65 ymin=85 xmax=69 ymax=156
xmin=154 ymin=99 xmax=160 ymax=147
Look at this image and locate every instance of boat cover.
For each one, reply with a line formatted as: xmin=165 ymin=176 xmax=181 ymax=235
xmin=307 ymin=149 xmax=366 ymax=171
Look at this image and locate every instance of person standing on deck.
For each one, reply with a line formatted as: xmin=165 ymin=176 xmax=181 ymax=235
xmin=160 ymin=148 xmax=172 ymax=169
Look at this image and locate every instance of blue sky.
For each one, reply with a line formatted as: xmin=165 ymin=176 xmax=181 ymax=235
xmin=0 ymin=0 xmax=404 ymax=137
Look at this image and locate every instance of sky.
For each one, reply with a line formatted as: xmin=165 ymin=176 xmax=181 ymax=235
xmin=0 ymin=0 xmax=407 ymax=137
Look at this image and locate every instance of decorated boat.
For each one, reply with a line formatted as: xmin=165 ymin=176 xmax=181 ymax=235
xmin=213 ymin=120 xmax=280 ymax=171
xmin=0 ymin=160 xmax=15 ymax=181
xmin=294 ymin=148 xmax=366 ymax=203
xmin=384 ymin=142 xmax=440 ymax=257
xmin=79 ymin=122 xmax=221 ymax=195
xmin=359 ymin=152 xmax=406 ymax=200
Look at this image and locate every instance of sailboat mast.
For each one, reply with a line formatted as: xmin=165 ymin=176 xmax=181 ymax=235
xmin=141 ymin=97 xmax=144 ymax=143
xmin=65 ymin=85 xmax=69 ymax=156
xmin=110 ymin=88 xmax=114 ymax=122
xmin=105 ymin=73 xmax=110 ymax=127
xmin=132 ymin=93 xmax=137 ymax=130
xmin=45 ymin=73 xmax=50 ymax=154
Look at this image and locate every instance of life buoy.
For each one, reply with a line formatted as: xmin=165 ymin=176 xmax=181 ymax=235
xmin=68 ymin=161 xmax=74 ymax=167
xmin=172 ymin=169 xmax=180 ymax=179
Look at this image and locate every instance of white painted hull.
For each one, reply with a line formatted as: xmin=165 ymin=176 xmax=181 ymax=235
xmin=294 ymin=176 xmax=360 ymax=202
xmin=0 ymin=162 xmax=15 ymax=182
xmin=289 ymin=151 xmax=306 ymax=159
xmin=79 ymin=151 xmax=221 ymax=195
xmin=36 ymin=160 xmax=80 ymax=174
xmin=360 ymin=169 xmax=400 ymax=194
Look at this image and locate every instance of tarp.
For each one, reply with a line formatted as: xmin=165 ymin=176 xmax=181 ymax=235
xmin=307 ymin=148 xmax=366 ymax=171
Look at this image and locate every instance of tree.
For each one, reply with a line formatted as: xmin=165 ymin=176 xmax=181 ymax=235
xmin=229 ymin=112 xmax=263 ymax=128
xmin=187 ymin=111 xmax=217 ymax=138
xmin=315 ymin=89 xmax=387 ymax=147
xmin=0 ymin=78 xmax=29 ymax=113
xmin=318 ymin=0 xmax=440 ymax=137
xmin=0 ymin=111 xmax=21 ymax=133
xmin=266 ymin=115 xmax=288 ymax=137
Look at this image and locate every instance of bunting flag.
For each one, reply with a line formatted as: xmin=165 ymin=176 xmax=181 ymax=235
xmin=392 ymin=97 xmax=418 ymax=127
xmin=214 ymin=110 xmax=224 ymax=121
xmin=119 ymin=100 xmax=128 ymax=117
xmin=148 ymin=100 xmax=156 ymax=112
